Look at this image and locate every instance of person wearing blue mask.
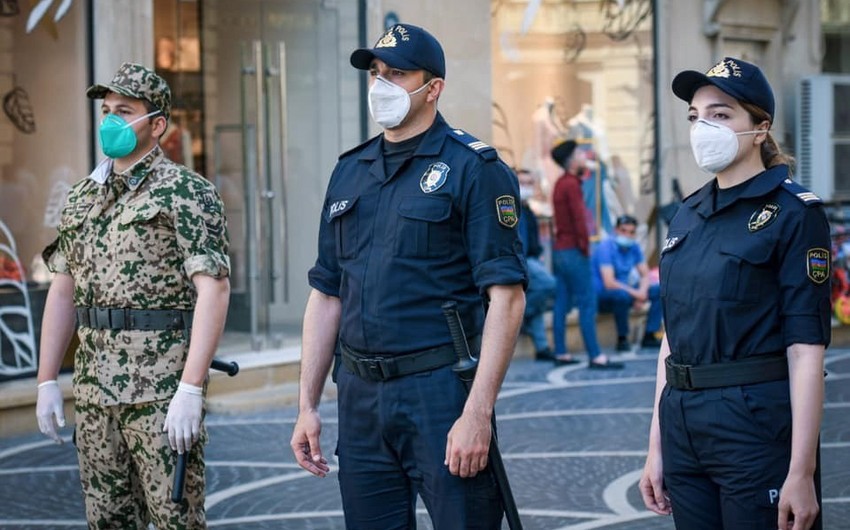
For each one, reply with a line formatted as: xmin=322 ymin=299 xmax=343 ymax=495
xmin=592 ymin=215 xmax=663 ymax=351
xmin=35 ymin=62 xmax=230 ymax=529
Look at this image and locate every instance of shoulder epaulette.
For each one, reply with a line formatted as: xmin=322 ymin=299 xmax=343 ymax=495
xmin=338 ymin=135 xmax=380 ymax=160
xmin=447 ymin=129 xmax=498 ymax=161
xmin=781 ymin=178 xmax=822 ymax=206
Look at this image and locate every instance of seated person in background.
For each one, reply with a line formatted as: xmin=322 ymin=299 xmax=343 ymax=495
xmin=592 ymin=215 xmax=663 ymax=351
xmin=517 ymin=169 xmax=557 ymax=360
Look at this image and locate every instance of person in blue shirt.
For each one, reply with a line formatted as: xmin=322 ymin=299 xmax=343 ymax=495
xmin=289 ymin=24 xmax=527 ymax=529
xmin=592 ymin=215 xmax=663 ymax=351
xmin=639 ymin=57 xmax=829 ymax=530
xmin=517 ymin=168 xmax=556 ymax=360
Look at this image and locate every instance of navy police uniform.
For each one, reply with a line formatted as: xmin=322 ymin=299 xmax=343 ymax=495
xmin=309 ymin=111 xmax=526 ymax=528
xmin=658 ymin=164 xmax=830 ymax=529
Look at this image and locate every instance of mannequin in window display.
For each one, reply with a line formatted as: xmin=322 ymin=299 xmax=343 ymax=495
xmin=531 ymin=97 xmax=568 ymax=196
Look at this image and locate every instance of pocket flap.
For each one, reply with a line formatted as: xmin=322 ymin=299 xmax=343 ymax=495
xmin=398 ymin=196 xmax=451 ymax=222
xmin=120 ymin=205 xmax=162 ymax=225
xmin=327 ymin=196 xmax=358 ymax=222
xmin=719 ymin=237 xmax=774 ymax=265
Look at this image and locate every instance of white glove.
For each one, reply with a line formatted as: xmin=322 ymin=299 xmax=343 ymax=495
xmin=163 ymin=382 xmax=204 ymax=454
xmin=36 ymin=380 xmax=65 ymax=443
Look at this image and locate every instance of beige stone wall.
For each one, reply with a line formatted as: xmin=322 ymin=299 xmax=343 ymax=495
xmin=362 ymin=1 xmax=493 ymax=141
xmin=0 ymin=2 xmax=91 ymax=275
xmin=658 ymin=0 xmax=822 ymax=202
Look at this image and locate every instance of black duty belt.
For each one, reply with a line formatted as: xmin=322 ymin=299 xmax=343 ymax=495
xmin=76 ymin=307 xmax=193 ymax=331
xmin=665 ymin=354 xmax=788 ymax=390
xmin=340 ymin=336 xmax=481 ymax=382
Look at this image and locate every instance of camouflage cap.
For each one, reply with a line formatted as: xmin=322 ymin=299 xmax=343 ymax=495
xmin=86 ymin=62 xmax=171 ymax=120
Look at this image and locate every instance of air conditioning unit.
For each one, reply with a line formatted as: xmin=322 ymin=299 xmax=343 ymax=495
xmin=796 ymin=74 xmax=850 ymax=200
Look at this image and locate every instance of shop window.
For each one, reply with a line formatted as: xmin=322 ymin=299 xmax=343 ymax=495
xmin=153 ymin=0 xmax=205 ymax=172
xmin=491 ymin=0 xmax=655 ymax=250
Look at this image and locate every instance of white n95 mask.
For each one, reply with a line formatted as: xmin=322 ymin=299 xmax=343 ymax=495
xmin=690 ymin=119 xmax=765 ymax=174
xmin=368 ymin=75 xmax=430 ymax=129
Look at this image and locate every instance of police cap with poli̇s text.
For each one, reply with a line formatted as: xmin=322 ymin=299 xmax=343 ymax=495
xmin=86 ymin=62 xmax=172 ymax=121
xmin=671 ymin=57 xmax=775 ymax=121
xmin=350 ymin=23 xmax=446 ymax=79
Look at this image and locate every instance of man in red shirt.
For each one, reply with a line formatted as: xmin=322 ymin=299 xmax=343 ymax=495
xmin=550 ymin=140 xmax=623 ymax=369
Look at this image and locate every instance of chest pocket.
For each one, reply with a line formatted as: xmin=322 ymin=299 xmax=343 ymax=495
xmin=659 ymin=230 xmax=688 ymax=300
xmin=116 ymin=205 xmax=172 ymax=261
xmin=717 ymin=237 xmax=775 ymax=302
xmin=396 ymin=196 xmax=452 ymax=258
xmin=59 ymin=201 xmax=95 ymax=267
xmin=328 ymin=196 xmax=359 ymax=260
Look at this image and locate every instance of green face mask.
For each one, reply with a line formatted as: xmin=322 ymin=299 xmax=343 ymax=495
xmin=99 ymin=110 xmax=160 ymax=159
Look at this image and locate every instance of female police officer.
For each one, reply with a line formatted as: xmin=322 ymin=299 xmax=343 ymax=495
xmin=638 ymin=57 xmax=830 ymax=530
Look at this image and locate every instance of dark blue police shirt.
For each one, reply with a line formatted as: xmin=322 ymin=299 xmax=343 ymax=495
xmin=308 ymin=113 xmax=528 ymax=355
xmin=660 ymin=164 xmax=831 ymax=366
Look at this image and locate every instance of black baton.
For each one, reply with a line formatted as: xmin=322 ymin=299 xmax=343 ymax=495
xmin=171 ymin=358 xmax=240 ymax=503
xmin=441 ymin=301 xmax=523 ymax=530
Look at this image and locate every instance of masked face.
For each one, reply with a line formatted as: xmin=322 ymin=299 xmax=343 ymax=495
xmin=689 ymin=119 xmax=765 ymax=174
xmin=614 ymin=234 xmax=635 ymax=248
xmin=99 ymin=110 xmax=161 ymax=159
xmin=368 ymin=75 xmax=431 ymax=129
xmin=519 ymin=185 xmax=534 ymax=201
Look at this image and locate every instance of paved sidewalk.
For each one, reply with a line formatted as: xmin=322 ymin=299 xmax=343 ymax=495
xmin=2 ymin=349 xmax=849 ymax=529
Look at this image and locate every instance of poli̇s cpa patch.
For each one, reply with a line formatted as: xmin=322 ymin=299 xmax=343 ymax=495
xmin=420 ymin=162 xmax=449 ymax=193
xmin=806 ymin=248 xmax=830 ymax=284
xmin=496 ymin=195 xmax=518 ymax=228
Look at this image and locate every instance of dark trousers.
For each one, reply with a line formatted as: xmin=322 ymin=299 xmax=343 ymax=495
xmin=336 ymin=364 xmax=502 ymax=530
xmin=660 ymin=381 xmax=822 ymax=530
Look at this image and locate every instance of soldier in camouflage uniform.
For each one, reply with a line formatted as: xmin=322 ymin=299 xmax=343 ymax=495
xmin=34 ymin=62 xmax=230 ymax=530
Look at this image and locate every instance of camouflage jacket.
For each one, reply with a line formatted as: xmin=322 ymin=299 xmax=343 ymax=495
xmin=44 ymin=145 xmax=230 ymax=405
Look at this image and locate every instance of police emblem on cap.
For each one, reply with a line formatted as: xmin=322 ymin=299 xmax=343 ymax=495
xmin=748 ymin=203 xmax=780 ymax=232
xmin=496 ymin=195 xmax=518 ymax=228
xmin=376 ymin=29 xmax=398 ymax=48
xmin=420 ymin=162 xmax=449 ymax=193
xmin=707 ymin=59 xmax=742 ymax=79
xmin=806 ymin=248 xmax=830 ymax=284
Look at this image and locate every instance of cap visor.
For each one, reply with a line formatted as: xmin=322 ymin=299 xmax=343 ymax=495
xmin=85 ymin=83 xmax=140 ymax=101
xmin=671 ymin=70 xmax=711 ymax=103
xmin=350 ymin=48 xmax=422 ymax=72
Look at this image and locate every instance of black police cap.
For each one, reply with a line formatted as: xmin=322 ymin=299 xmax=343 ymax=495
xmin=350 ymin=23 xmax=446 ymax=79
xmin=672 ymin=57 xmax=775 ymax=121
xmin=551 ymin=139 xmax=577 ymax=170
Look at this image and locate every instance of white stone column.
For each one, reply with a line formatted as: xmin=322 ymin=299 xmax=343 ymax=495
xmin=92 ymin=0 xmax=154 ymax=83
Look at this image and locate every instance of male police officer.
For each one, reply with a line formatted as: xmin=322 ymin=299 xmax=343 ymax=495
xmin=35 ymin=63 xmax=230 ymax=529
xmin=290 ymin=24 xmax=527 ymax=529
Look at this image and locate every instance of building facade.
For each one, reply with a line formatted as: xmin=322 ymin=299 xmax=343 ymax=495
xmin=0 ymin=0 xmax=845 ymax=380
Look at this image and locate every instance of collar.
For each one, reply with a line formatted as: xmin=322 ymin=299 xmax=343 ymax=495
xmin=358 ymin=112 xmax=449 ymax=162
xmin=115 ymin=145 xmax=165 ymax=191
xmin=688 ymin=164 xmax=788 ymax=217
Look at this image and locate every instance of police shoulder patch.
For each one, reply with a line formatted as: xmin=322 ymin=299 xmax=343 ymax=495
xmin=495 ymin=195 xmax=518 ymax=228
xmin=448 ymin=129 xmax=498 ymax=161
xmin=781 ymin=178 xmax=822 ymax=206
xmin=806 ymin=248 xmax=830 ymax=284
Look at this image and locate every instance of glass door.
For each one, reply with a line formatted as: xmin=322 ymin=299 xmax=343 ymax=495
xmin=203 ymin=0 xmax=343 ymax=349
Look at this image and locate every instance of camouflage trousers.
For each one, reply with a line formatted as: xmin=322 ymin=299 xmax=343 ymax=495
xmin=74 ymin=399 xmax=207 ymax=530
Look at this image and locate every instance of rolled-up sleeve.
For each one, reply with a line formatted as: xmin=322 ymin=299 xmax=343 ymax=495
xmin=463 ymin=160 xmax=528 ymax=293
xmin=778 ymin=204 xmax=831 ymax=347
xmin=175 ymin=182 xmax=230 ymax=279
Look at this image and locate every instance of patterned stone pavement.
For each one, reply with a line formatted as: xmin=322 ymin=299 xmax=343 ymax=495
xmin=2 ymin=348 xmax=849 ymax=529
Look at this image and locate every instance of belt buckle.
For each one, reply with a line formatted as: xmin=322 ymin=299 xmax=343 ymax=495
xmin=362 ymin=357 xmax=387 ymax=382
xmin=676 ymin=364 xmax=694 ymax=390
xmin=94 ymin=307 xmax=110 ymax=329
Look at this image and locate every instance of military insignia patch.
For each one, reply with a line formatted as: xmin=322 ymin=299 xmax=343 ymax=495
xmin=420 ymin=162 xmax=449 ymax=193
xmin=748 ymin=203 xmax=780 ymax=232
xmin=806 ymin=248 xmax=830 ymax=284
xmin=496 ymin=195 xmax=518 ymax=228
xmin=198 ymin=190 xmax=219 ymax=214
